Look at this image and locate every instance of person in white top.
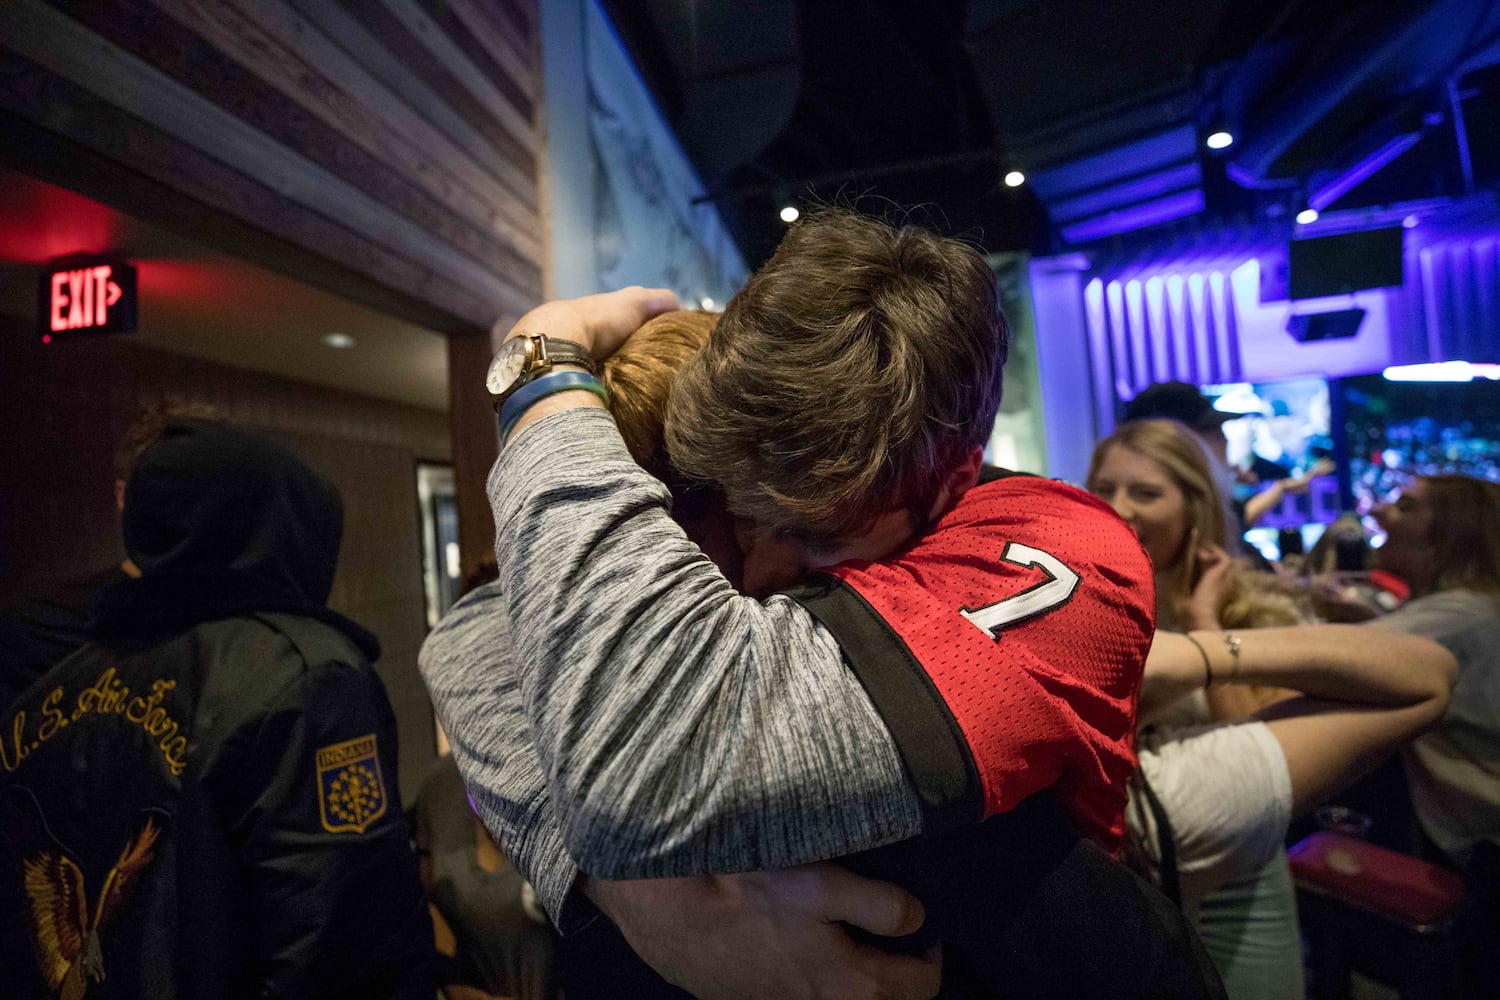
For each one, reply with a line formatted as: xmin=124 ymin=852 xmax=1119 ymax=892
xmin=1367 ymin=474 xmax=1500 ymax=867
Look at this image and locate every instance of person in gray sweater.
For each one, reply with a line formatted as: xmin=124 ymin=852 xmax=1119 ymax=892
xmin=427 ymin=212 xmax=1229 ymax=998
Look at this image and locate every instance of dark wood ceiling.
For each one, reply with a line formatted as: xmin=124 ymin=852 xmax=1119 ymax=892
xmin=603 ymin=0 xmax=1500 ymax=268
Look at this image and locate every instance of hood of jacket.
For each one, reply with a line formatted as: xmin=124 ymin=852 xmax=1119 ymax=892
xmin=91 ymin=420 xmax=378 ymax=658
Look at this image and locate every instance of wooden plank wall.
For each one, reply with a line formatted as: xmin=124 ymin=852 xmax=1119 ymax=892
xmin=0 ymin=0 xmax=545 ymax=576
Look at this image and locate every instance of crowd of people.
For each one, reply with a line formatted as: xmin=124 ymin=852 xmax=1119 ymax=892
xmin=1 ymin=207 xmax=1495 ymax=999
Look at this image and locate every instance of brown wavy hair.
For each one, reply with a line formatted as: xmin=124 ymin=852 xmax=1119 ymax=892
xmin=1423 ymin=474 xmax=1500 ymax=596
xmin=664 ymin=208 xmax=1007 ymax=548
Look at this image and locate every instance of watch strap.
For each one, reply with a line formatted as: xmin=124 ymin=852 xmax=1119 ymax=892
xmin=537 ymin=336 xmax=599 ymax=375
xmin=499 ymin=369 xmax=610 ymax=441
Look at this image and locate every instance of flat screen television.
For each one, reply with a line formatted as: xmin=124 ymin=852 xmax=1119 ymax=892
xmin=1201 ymin=378 xmax=1340 ymax=545
xmin=1201 ymin=378 xmax=1334 ymax=482
xmin=1289 ymin=227 xmax=1404 ymax=300
xmin=1196 ymin=372 xmax=1500 ymax=558
xmin=1340 ymin=372 xmax=1500 ymax=512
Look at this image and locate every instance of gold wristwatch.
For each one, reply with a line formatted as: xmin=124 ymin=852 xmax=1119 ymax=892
xmin=485 ymin=333 xmax=599 ymax=410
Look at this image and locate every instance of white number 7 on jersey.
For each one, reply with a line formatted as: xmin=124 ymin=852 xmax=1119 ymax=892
xmin=959 ymin=542 xmax=1080 ymax=640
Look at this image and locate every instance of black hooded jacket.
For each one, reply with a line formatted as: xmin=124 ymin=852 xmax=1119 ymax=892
xmin=0 ymin=421 xmax=432 ymax=999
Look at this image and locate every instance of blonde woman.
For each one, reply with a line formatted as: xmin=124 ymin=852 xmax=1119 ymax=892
xmin=1088 ymin=419 xmax=1304 ymax=723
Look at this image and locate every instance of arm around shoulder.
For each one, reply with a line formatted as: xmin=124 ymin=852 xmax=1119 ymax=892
xmin=490 ymin=410 xmax=921 ymax=878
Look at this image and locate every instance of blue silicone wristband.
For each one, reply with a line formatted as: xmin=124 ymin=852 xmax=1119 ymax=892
xmin=499 ymin=369 xmax=609 ymax=441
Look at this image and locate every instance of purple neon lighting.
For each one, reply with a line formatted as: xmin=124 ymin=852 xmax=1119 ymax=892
xmin=1078 ymin=219 xmax=1500 ymax=391
xmin=1226 ymin=161 xmax=1264 ymax=190
xmin=1126 ymin=280 xmax=1148 ymax=389
xmin=1419 ymin=248 xmax=1442 ymax=361
xmin=1087 ymin=264 xmax=1233 ymax=389
xmin=1051 ymin=163 xmax=1201 ymax=224
xmin=1209 ymin=271 xmax=1230 ymax=380
xmin=1032 ymin=127 xmax=1196 ymax=199
xmin=1145 ymin=275 xmax=1169 ymax=381
xmin=1166 ymin=274 xmax=1191 ymax=375
xmin=1308 ymin=132 xmax=1423 ymax=211
xmin=1187 ymin=273 xmax=1210 ymax=378
xmin=1106 ymin=280 xmax=1129 ymax=392
xmin=1084 ymin=279 xmax=1128 ymax=401
xmin=1061 ymin=190 xmax=1206 ymax=244
xmin=1086 ymin=277 xmax=1110 ymax=335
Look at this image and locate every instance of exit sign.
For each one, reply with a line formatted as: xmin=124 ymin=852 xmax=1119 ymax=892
xmin=38 ymin=255 xmax=137 ymax=341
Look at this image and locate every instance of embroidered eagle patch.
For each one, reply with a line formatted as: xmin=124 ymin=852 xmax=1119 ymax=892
xmin=315 ymin=735 xmax=387 ymax=834
xmin=23 ymin=816 xmax=161 ymax=998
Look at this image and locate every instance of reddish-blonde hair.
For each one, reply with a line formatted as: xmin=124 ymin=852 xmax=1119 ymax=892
xmin=602 ymin=310 xmax=718 ymax=483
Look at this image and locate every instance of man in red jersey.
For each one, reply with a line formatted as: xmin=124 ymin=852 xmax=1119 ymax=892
xmin=780 ymin=465 xmax=1153 ymax=852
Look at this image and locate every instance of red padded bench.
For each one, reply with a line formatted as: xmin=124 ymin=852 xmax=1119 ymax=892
xmin=1289 ymin=833 xmax=1465 ymax=999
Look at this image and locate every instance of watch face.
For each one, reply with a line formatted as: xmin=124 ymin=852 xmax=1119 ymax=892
xmin=486 ymin=338 xmax=532 ymax=397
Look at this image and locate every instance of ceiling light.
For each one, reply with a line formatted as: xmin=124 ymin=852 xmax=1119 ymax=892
xmin=779 ymin=205 xmax=800 ymax=223
xmin=1205 ymin=131 xmax=1234 ymax=150
xmin=1295 ymin=208 xmax=1319 ymax=225
xmin=322 ymin=331 xmax=356 ymax=349
xmin=1383 ymin=361 xmax=1500 ymax=382
xmin=1003 ymin=170 xmax=1026 ymax=188
xmin=1403 ymin=214 xmax=1420 ymax=229
xmin=699 ymin=297 xmax=716 ymax=311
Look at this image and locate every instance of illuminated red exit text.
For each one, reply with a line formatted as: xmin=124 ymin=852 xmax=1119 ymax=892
xmin=51 ymin=265 xmax=121 ymax=331
xmin=37 ymin=255 xmax=137 ymax=341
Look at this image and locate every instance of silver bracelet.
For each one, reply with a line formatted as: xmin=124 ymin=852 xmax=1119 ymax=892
xmin=1221 ymin=632 xmax=1242 ymax=681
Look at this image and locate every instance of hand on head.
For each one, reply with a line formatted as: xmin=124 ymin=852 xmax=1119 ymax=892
xmin=1179 ymin=543 xmax=1232 ymax=631
xmin=504 ymin=286 xmax=680 ymax=359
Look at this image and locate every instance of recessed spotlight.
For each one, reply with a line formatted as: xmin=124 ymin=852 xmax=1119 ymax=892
xmin=1205 ymin=131 xmax=1234 ymax=150
xmin=779 ymin=205 xmax=800 ymax=223
xmin=1004 ymin=170 xmax=1026 ymax=188
xmin=322 ymin=332 xmax=356 ymax=349
xmin=1295 ymin=208 xmax=1319 ymax=225
xmin=700 ymin=297 xmax=716 ymax=311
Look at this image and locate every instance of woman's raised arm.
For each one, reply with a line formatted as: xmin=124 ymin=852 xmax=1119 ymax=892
xmin=1143 ymin=625 xmax=1455 ymax=815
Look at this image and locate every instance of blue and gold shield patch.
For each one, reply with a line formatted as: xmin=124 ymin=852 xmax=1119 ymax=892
xmin=316 ymin=734 xmax=387 ymax=834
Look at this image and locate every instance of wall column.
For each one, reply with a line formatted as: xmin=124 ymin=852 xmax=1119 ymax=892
xmin=448 ymin=327 xmax=502 ymax=580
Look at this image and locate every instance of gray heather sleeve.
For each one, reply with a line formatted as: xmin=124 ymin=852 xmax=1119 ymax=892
xmin=491 ymin=407 xmax=923 ymax=879
xmin=418 ymin=583 xmax=586 ymax=929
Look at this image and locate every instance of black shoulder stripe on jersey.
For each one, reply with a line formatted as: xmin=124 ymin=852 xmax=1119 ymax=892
xmin=781 ymin=573 xmax=982 ymax=834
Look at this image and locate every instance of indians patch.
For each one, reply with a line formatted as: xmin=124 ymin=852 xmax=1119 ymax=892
xmin=315 ymin=734 xmax=387 ymax=834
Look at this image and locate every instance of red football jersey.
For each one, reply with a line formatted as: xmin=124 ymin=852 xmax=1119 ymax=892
xmin=788 ymin=474 xmax=1154 ymax=851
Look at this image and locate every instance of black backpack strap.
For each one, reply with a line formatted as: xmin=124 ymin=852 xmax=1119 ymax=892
xmin=1135 ymin=766 xmax=1182 ymax=907
xmin=780 ymin=574 xmax=981 ymax=833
